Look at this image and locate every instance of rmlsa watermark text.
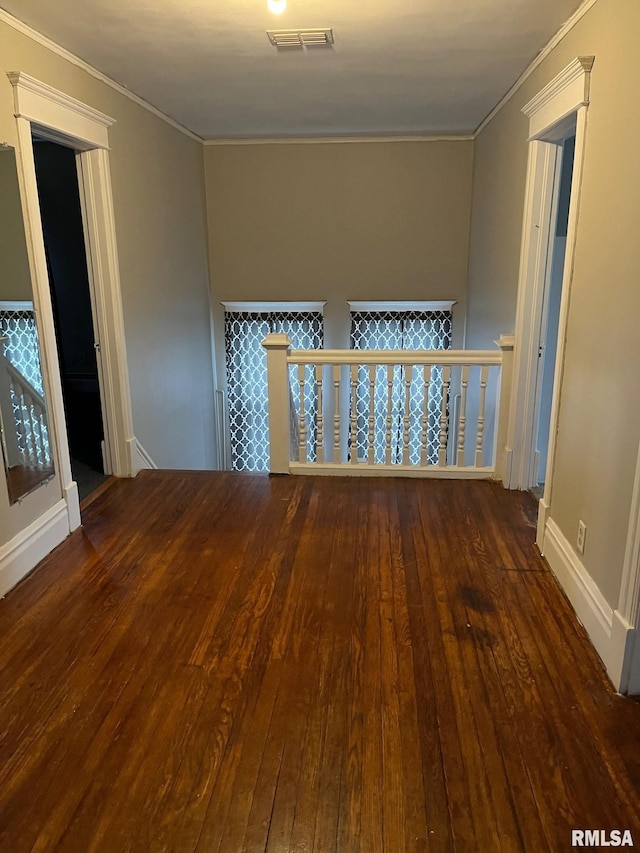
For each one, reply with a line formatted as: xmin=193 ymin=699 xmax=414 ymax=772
xmin=572 ymin=829 xmax=634 ymax=847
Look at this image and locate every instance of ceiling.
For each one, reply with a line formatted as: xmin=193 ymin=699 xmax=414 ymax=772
xmin=1 ymin=0 xmax=586 ymax=140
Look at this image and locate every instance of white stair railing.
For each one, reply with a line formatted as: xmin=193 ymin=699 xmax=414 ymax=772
xmin=262 ymin=334 xmax=515 ymax=479
xmin=1 ymin=354 xmax=51 ymax=467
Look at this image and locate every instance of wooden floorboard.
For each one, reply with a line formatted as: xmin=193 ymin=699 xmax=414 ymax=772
xmin=0 ymin=471 xmax=639 ymax=852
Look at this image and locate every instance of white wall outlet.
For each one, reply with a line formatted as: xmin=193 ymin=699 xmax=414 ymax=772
xmin=576 ymin=520 xmax=587 ymax=554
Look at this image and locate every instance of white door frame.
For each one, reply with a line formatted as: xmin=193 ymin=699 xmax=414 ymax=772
xmin=7 ymin=72 xmax=138 ymax=530
xmin=504 ymin=58 xmax=594 ymax=526
xmin=615 ymin=441 xmax=640 ymax=694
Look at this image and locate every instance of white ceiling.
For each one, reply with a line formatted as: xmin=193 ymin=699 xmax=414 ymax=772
xmin=1 ymin=0 xmax=585 ymax=140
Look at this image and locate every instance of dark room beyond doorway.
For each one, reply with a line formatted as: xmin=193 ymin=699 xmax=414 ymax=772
xmin=32 ymin=139 xmax=108 ymax=503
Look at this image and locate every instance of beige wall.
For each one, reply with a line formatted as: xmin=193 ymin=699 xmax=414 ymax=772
xmin=204 ymin=140 xmax=474 ymax=374
xmin=0 ymin=18 xmax=215 ymax=547
xmin=466 ymin=0 xmax=640 ymax=607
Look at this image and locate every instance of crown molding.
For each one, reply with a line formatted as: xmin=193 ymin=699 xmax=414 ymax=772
xmin=0 ymin=8 xmax=202 ymax=143
xmin=474 ymin=0 xmax=601 ymax=137
xmin=521 ymin=55 xmax=594 ymax=140
xmin=8 ymin=71 xmax=115 ymax=128
xmin=522 ymin=56 xmax=594 ymax=119
xmin=204 ymin=134 xmax=474 ymax=146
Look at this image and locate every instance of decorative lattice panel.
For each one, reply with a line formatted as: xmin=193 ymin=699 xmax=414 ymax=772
xmin=11 ymin=394 xmax=50 ymax=465
xmin=350 ymin=311 xmax=452 ymax=465
xmin=225 ymin=312 xmax=323 ymax=471
xmin=0 ymin=310 xmax=44 ymax=395
xmin=0 ymin=308 xmax=51 ymax=466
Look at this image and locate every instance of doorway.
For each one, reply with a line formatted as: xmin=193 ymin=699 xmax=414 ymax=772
xmin=529 ymin=135 xmax=575 ymax=498
xmin=32 ymin=140 xmax=109 ymax=503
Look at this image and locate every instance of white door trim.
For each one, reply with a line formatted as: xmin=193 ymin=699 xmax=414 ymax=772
xmin=505 ymin=140 xmax=562 ymax=490
xmin=615 ymin=441 xmax=640 ymax=694
xmin=536 ymin=104 xmax=590 ymax=540
xmin=506 ymin=56 xmax=594 ymax=498
xmin=75 ymin=149 xmax=137 ymax=477
xmin=8 ymin=72 xmax=138 ymax=530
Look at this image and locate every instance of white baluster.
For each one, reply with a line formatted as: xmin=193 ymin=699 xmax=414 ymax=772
xmin=368 ymin=365 xmax=376 ymax=464
xmin=438 ymin=366 xmax=451 ymax=466
xmin=457 ymin=365 xmax=470 ymax=467
xmin=35 ymin=404 xmax=47 ymax=465
xmin=297 ymin=363 xmax=307 ymax=464
xmin=349 ymin=364 xmax=359 ymax=464
xmin=402 ymin=364 xmax=412 ymax=466
xmin=15 ymin=385 xmax=32 ymax=464
xmin=385 ymin=365 xmax=394 ymax=465
xmin=420 ymin=364 xmax=432 ymax=466
xmin=315 ymin=363 xmax=324 ymax=464
xmin=333 ymin=364 xmax=341 ymax=464
xmin=475 ymin=365 xmax=489 ymax=468
xmin=27 ymin=400 xmax=38 ymax=465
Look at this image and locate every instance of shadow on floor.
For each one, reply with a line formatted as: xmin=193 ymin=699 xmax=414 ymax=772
xmin=71 ymin=458 xmax=109 ymax=504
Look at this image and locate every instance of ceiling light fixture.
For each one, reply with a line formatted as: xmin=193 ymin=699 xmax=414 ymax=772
xmin=267 ymin=0 xmax=286 ymax=14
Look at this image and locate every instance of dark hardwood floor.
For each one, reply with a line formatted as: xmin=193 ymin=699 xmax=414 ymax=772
xmin=5 ymin=462 xmax=55 ymax=502
xmin=0 ymin=472 xmax=638 ymax=852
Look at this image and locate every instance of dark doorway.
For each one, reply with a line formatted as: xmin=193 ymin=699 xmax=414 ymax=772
xmin=32 ymin=140 xmax=108 ymax=502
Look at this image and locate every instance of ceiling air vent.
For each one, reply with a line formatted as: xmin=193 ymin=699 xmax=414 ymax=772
xmin=267 ymin=28 xmax=334 ymax=49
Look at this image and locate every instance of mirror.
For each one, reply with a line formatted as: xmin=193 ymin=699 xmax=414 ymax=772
xmin=0 ymin=143 xmax=54 ymax=502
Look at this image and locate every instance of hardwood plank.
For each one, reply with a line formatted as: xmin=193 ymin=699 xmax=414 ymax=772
xmin=0 ymin=472 xmax=639 ymax=853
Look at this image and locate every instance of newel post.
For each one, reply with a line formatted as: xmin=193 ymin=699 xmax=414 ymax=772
xmin=494 ymin=334 xmax=515 ymax=483
xmin=262 ymin=333 xmax=292 ymax=474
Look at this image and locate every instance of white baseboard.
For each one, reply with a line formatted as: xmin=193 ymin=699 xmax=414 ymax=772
xmin=134 ymin=439 xmax=157 ymax=471
xmin=63 ymin=479 xmax=81 ymax=531
xmin=536 ymin=496 xmax=549 ymax=549
xmin=542 ymin=517 xmax=634 ymax=692
xmin=0 ymin=500 xmax=70 ymax=598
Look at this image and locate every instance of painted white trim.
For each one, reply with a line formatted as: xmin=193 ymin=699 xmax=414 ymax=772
xmin=76 ymin=149 xmax=137 ymax=477
xmin=0 ymin=499 xmax=69 ymax=598
xmin=12 ymin=113 xmax=80 ymax=530
xmin=221 ymin=301 xmax=326 ymax=313
xmin=523 ymin=57 xmax=594 ymax=141
xmin=619 ymin=441 xmax=640 ymax=625
xmin=541 ymin=520 xmax=608 ymax=658
xmin=0 ymin=300 xmax=33 ymax=312
xmin=539 ymin=106 xmax=589 ymax=509
xmin=347 ymin=300 xmax=456 ymax=313
xmin=474 ymin=0 xmax=600 ymax=136
xmin=134 ymin=440 xmax=158 ymax=471
xmin=536 ymin=496 xmax=550 ymax=547
xmin=508 ymin=58 xmax=593 ymax=491
xmin=290 ymin=462 xmax=494 ymax=479
xmin=507 ymin=141 xmax=562 ymax=489
xmin=9 ymin=73 xmax=138 ymax=532
xmin=8 ymin=71 xmax=114 ymax=149
xmin=615 ymin=440 xmax=640 ymax=693
xmin=204 ymin=135 xmax=474 ymax=146
xmin=541 ymin=519 xmax=635 ymax=692
xmin=0 ymin=9 xmax=201 ymax=143
xmin=288 ymin=348 xmax=501 ymax=366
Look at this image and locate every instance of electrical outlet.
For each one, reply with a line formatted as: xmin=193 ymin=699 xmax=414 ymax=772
xmin=577 ymin=520 xmax=587 ymax=554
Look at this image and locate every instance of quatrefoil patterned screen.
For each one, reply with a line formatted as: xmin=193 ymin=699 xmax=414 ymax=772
xmin=224 ymin=311 xmax=323 ymax=471
xmin=0 ymin=309 xmax=44 ymax=395
xmin=350 ymin=310 xmax=452 ymax=465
